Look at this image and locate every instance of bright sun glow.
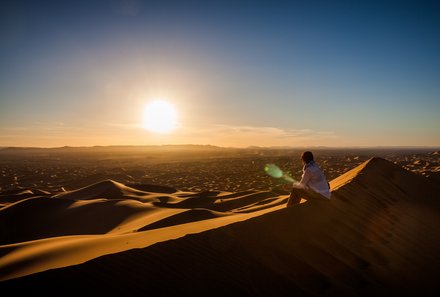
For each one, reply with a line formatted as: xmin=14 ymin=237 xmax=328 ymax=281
xmin=143 ymin=100 xmax=178 ymax=133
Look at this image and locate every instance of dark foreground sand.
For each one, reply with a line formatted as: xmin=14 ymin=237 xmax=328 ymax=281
xmin=0 ymin=147 xmax=439 ymax=296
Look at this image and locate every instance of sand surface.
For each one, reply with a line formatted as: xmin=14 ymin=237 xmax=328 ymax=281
xmin=0 ymin=146 xmax=439 ymax=296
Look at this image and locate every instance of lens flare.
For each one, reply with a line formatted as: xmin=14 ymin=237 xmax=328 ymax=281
xmin=264 ymin=163 xmax=295 ymax=183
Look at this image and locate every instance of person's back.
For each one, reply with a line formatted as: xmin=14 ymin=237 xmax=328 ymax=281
xmin=287 ymin=151 xmax=330 ymax=207
xmin=299 ymin=160 xmax=331 ymax=198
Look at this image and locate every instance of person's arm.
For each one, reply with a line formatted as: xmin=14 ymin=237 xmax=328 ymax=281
xmin=293 ymin=168 xmax=312 ymax=189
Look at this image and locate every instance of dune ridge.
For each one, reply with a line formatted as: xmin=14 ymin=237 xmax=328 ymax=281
xmin=0 ymin=177 xmax=287 ymax=282
xmin=1 ymin=157 xmax=439 ymax=296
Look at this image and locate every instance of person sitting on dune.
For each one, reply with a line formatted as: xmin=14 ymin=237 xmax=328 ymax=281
xmin=287 ymin=151 xmax=331 ymax=207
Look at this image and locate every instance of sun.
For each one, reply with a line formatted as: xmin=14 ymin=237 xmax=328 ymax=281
xmin=143 ymin=100 xmax=178 ymax=133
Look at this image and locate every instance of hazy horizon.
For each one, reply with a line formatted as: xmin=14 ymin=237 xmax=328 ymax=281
xmin=1 ymin=143 xmax=439 ymax=150
xmin=1 ymin=0 xmax=439 ymax=148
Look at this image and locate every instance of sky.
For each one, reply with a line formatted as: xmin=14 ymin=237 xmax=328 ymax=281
xmin=1 ymin=0 xmax=439 ymax=148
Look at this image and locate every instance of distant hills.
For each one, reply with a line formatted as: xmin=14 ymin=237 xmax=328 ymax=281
xmin=1 ymin=144 xmax=439 ymax=152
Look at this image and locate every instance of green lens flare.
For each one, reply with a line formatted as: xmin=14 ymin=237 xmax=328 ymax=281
xmin=264 ymin=164 xmax=283 ymax=178
xmin=264 ymin=163 xmax=295 ymax=183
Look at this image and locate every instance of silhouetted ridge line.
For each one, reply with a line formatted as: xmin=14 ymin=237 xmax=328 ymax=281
xmin=52 ymin=179 xmax=153 ymax=200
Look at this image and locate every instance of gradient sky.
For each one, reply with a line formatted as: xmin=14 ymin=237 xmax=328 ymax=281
xmin=1 ymin=0 xmax=439 ymax=148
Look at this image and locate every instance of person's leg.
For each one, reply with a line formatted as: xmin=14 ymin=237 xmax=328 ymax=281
xmin=287 ymin=188 xmax=306 ymax=207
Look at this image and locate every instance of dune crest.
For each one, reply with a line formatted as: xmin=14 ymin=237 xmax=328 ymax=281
xmin=52 ymin=179 xmax=157 ymax=201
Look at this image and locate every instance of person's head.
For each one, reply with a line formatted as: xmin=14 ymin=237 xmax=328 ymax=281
xmin=301 ymin=151 xmax=314 ymax=165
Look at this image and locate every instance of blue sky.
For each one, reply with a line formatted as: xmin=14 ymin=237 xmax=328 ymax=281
xmin=1 ymin=0 xmax=439 ymax=147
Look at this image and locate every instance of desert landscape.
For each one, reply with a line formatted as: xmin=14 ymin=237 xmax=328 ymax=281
xmin=0 ymin=146 xmax=439 ymax=296
xmin=2 ymin=0 xmax=440 ymax=295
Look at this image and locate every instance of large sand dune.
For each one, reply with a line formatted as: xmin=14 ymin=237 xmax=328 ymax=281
xmin=1 ymin=157 xmax=439 ymax=296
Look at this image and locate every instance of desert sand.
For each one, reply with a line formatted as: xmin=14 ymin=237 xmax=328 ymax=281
xmin=0 ymin=146 xmax=439 ymax=296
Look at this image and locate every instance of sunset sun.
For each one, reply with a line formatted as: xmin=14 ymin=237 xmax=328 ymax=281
xmin=143 ymin=100 xmax=178 ymax=133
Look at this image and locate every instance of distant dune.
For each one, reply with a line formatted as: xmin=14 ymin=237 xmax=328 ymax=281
xmin=1 ymin=157 xmax=439 ymax=296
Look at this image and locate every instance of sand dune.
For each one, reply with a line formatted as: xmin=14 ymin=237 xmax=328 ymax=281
xmin=1 ymin=157 xmax=439 ymax=296
xmin=0 ymin=177 xmax=287 ymax=282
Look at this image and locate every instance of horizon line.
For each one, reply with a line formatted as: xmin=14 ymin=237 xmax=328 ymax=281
xmin=1 ymin=144 xmax=439 ymax=150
